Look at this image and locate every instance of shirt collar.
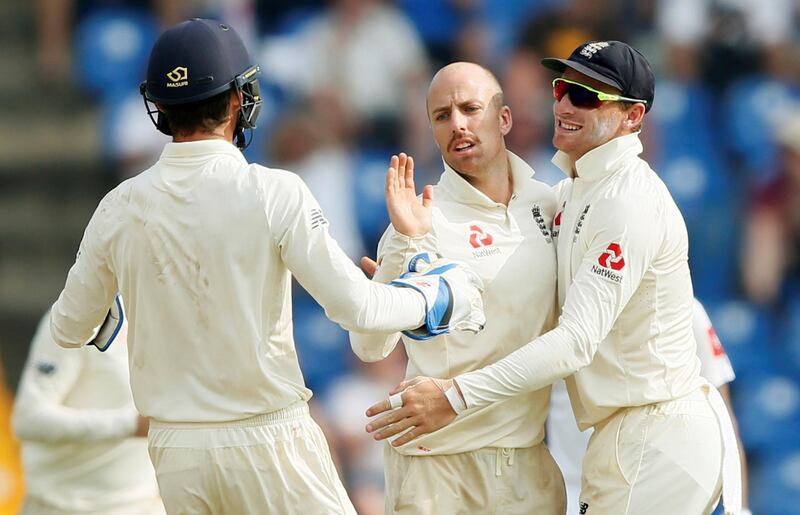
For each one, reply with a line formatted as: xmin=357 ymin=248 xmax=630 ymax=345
xmin=551 ymin=132 xmax=643 ymax=180
xmin=439 ymin=150 xmax=535 ymax=206
xmin=159 ymin=139 xmax=248 ymax=165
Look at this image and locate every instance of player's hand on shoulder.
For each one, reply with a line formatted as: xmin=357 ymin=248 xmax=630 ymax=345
xmin=385 ymin=153 xmax=433 ymax=237
xmin=390 ymin=252 xmax=485 ymax=340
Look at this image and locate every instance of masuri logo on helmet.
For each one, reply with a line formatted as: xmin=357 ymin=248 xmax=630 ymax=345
xmin=166 ymin=66 xmax=188 ymax=87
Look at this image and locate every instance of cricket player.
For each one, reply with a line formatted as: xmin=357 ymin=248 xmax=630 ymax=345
xmin=547 ymin=298 xmax=751 ymax=514
xmin=350 ymin=62 xmax=566 ymax=514
xmin=48 ymin=19 xmax=485 ymax=515
xmin=13 ymin=311 xmax=164 ymax=515
xmin=365 ymin=41 xmax=742 ymax=514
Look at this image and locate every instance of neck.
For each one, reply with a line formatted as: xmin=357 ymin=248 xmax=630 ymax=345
xmin=460 ymin=153 xmax=513 ymax=205
xmin=173 ymin=118 xmax=236 ymax=144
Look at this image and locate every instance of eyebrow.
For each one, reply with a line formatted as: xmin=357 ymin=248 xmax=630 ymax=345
xmin=429 ymin=99 xmax=484 ymax=116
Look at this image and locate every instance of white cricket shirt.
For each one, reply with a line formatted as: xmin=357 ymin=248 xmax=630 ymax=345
xmin=50 ymin=139 xmax=426 ymax=423
xmin=13 ymin=313 xmax=158 ymax=511
xmin=350 ymin=151 xmax=558 ymax=455
xmin=458 ymin=133 xmax=704 ymax=430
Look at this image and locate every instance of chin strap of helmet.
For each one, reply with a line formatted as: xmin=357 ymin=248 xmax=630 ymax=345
xmin=140 ymin=82 xmax=173 ymax=136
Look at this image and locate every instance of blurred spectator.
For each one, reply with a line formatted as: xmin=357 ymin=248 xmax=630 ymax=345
xmin=13 ymin=312 xmax=163 ymax=514
xmin=253 ymin=0 xmax=325 ymax=35
xmin=259 ymin=0 xmax=430 ymax=152
xmin=656 ymin=0 xmax=798 ymax=90
xmin=322 ymin=347 xmax=407 ymax=515
xmin=741 ymin=112 xmax=800 ymax=305
xmin=396 ymin=0 xmax=474 ymax=67
xmin=35 ymin=0 xmax=186 ymax=85
xmin=268 ymin=104 xmax=366 ymax=259
xmin=500 ymin=45 xmax=562 ymax=184
xmin=107 ymin=91 xmax=172 ymax=178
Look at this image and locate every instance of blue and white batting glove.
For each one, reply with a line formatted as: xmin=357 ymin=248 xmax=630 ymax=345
xmin=390 ymin=252 xmax=486 ymax=340
xmin=87 ymin=294 xmax=125 ymax=352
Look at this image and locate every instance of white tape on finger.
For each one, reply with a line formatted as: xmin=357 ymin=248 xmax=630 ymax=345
xmin=389 ymin=392 xmax=404 ymax=410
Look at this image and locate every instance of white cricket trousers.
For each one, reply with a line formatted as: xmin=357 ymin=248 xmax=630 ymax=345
xmin=147 ymin=402 xmax=356 ymax=515
xmin=383 ymin=442 xmax=566 ymax=514
xmin=579 ymin=387 xmax=731 ymax=514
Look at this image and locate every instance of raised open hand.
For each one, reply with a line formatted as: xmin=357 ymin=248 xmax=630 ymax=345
xmin=385 ymin=153 xmax=433 ymax=237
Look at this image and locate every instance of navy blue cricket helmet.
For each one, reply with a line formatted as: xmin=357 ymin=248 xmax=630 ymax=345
xmin=139 ymin=18 xmax=262 ymax=149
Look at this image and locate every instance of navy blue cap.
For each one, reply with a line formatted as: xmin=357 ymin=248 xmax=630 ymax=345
xmin=542 ymin=40 xmax=655 ymax=112
xmin=143 ymin=18 xmax=255 ymax=105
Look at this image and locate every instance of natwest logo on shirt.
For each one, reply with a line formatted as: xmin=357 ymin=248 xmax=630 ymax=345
xmin=598 ymin=243 xmax=625 ymax=271
xmin=591 ymin=242 xmax=624 ymax=283
xmin=469 ymin=225 xmax=493 ymax=248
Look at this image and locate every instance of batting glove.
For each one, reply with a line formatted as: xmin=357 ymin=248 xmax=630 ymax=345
xmin=390 ymin=252 xmax=485 ymax=340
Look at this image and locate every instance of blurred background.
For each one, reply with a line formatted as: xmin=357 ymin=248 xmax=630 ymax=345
xmin=1 ymin=0 xmax=799 ymax=513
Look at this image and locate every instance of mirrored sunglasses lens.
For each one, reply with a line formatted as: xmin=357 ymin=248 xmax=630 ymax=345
xmin=553 ymin=80 xmax=569 ymax=101
xmin=567 ymin=84 xmax=602 ymax=109
xmin=554 ymin=80 xmax=603 ymax=109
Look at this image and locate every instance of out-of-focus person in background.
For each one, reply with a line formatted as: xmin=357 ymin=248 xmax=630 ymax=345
xmin=656 ymin=0 xmax=796 ymax=91
xmin=547 ymin=298 xmax=752 ymax=514
xmin=13 ymin=311 xmax=163 ymax=515
xmin=267 ymin=104 xmax=366 ymax=260
xmin=742 ymin=113 xmax=800 ymax=305
xmin=35 ymin=0 xmax=184 ymax=85
xmin=259 ymin=0 xmax=430 ymax=153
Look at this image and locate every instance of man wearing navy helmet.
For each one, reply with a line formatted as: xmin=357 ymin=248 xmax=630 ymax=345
xmin=364 ymin=41 xmax=743 ymax=515
xmin=48 ymin=19 xmax=486 ymax=514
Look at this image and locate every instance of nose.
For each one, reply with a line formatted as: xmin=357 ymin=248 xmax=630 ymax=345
xmin=554 ymin=93 xmax=575 ymax=115
xmin=450 ymin=109 xmax=468 ymax=133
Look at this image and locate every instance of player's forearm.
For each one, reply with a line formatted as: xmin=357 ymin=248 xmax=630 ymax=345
xmin=372 ymin=230 xmax=438 ymax=283
xmin=456 ymin=321 xmax=593 ymax=408
xmin=325 ymin=281 xmax=426 ymax=333
xmin=348 ymin=331 xmax=401 ymax=362
xmin=50 ymin=270 xmax=116 ymax=349
xmin=13 ymin=402 xmax=139 ymax=443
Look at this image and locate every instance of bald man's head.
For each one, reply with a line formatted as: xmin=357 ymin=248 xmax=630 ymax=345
xmin=427 ymin=62 xmax=504 ymax=116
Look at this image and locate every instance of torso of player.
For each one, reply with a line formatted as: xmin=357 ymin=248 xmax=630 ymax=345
xmin=400 ymin=152 xmax=559 ymax=455
xmin=107 ymin=140 xmax=311 ymax=422
xmin=551 ymin=135 xmax=702 ymax=429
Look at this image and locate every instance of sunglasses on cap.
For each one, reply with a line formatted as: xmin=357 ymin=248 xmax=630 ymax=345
xmin=552 ymin=78 xmax=648 ymax=110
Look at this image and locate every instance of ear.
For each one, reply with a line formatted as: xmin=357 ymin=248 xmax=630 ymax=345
xmin=624 ymin=102 xmax=646 ymax=130
xmin=231 ymin=89 xmax=243 ymax=111
xmin=499 ymin=105 xmax=513 ymax=136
